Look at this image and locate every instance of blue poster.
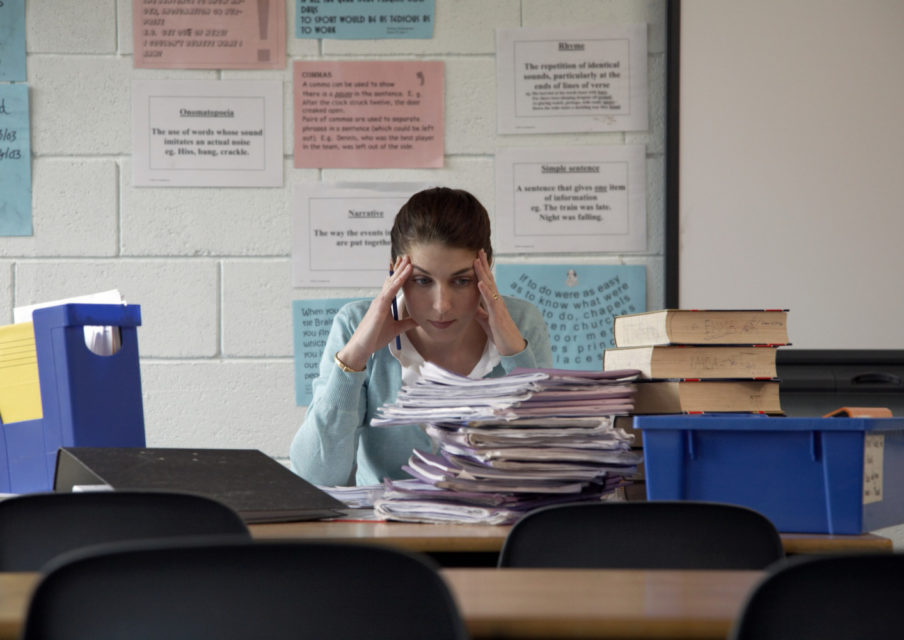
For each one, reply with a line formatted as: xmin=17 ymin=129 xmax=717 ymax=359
xmin=0 ymin=83 xmax=32 ymax=236
xmin=496 ymin=264 xmax=646 ymax=370
xmin=293 ymin=297 xmax=366 ymax=405
xmin=0 ymin=0 xmax=26 ymax=81
xmin=296 ymin=0 xmax=434 ymax=39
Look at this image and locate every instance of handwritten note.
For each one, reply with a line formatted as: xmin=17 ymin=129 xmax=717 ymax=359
xmin=293 ymin=297 xmax=366 ymax=405
xmin=496 ymin=264 xmax=646 ymax=370
xmin=133 ymin=0 xmax=286 ymax=69
xmin=496 ymin=25 xmax=647 ymax=134
xmin=131 ymin=79 xmax=283 ymax=187
xmin=863 ymin=433 xmax=884 ymax=504
xmin=293 ymin=60 xmax=443 ymax=168
xmin=0 ymin=84 xmax=32 ymax=236
xmin=296 ymin=0 xmax=434 ymax=39
xmin=495 ymin=145 xmax=646 ymax=253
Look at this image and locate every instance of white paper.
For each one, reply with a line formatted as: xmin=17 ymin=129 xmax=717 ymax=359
xmin=14 ymin=289 xmax=125 ymax=356
xmin=495 ymin=145 xmax=646 ymax=253
xmin=132 ymin=79 xmax=283 ymax=187
xmin=496 ymin=25 xmax=647 ymax=134
xmin=291 ymin=183 xmax=427 ymax=287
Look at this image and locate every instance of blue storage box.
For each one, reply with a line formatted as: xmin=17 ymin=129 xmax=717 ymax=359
xmin=638 ymin=414 xmax=904 ymax=534
xmin=0 ymin=304 xmax=146 ymax=493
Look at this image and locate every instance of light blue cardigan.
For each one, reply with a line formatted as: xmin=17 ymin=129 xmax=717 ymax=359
xmin=290 ymin=296 xmax=553 ymax=486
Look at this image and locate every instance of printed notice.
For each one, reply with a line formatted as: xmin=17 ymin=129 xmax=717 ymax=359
xmin=133 ymin=0 xmax=286 ymax=69
xmin=0 ymin=84 xmax=32 ymax=236
xmin=495 ymin=145 xmax=646 ymax=253
xmin=132 ymin=79 xmax=283 ymax=187
xmin=496 ymin=264 xmax=645 ymax=369
xmin=496 ymin=25 xmax=647 ymax=134
xmin=296 ymin=0 xmax=434 ymax=40
xmin=0 ymin=0 xmax=26 ymax=81
xmin=293 ymin=60 xmax=444 ymax=168
xmin=293 ymin=183 xmax=427 ymax=287
xmin=293 ymin=297 xmax=366 ymax=405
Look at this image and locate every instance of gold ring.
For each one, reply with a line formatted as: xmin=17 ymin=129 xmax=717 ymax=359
xmin=492 ymin=292 xmax=499 ymax=300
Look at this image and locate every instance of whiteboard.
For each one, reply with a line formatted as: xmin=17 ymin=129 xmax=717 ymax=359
xmin=678 ymin=0 xmax=904 ymax=349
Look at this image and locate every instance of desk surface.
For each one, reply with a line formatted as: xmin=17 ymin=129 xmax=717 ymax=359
xmin=0 ymin=568 xmax=761 ymax=640
xmin=443 ymin=567 xmax=762 ymax=639
xmin=249 ymin=519 xmax=893 ymax=554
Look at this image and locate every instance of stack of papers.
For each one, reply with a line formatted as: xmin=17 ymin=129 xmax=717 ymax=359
xmin=372 ymin=363 xmax=643 ymax=524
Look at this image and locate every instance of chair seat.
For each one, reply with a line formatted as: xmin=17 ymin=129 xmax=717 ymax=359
xmin=498 ymin=500 xmax=785 ymax=569
xmin=23 ymin=540 xmax=468 ymax=640
xmin=731 ymin=553 xmax=904 ymax=639
xmin=0 ymin=490 xmax=249 ymax=571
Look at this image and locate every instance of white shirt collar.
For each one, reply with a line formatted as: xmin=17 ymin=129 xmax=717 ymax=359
xmin=389 ymin=291 xmax=500 ymax=385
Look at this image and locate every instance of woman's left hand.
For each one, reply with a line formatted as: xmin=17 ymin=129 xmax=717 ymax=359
xmin=473 ymin=249 xmax=528 ymax=356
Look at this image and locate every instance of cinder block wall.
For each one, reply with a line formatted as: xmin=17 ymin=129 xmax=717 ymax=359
xmin=2 ymin=0 xmax=667 ymax=465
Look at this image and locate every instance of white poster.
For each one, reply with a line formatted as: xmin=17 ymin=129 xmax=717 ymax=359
xmin=132 ymin=79 xmax=283 ymax=187
xmin=495 ymin=145 xmax=646 ymax=254
xmin=292 ymin=183 xmax=427 ymax=287
xmin=496 ymin=25 xmax=647 ymax=134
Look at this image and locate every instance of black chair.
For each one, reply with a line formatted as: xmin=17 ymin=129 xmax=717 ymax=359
xmin=730 ymin=553 xmax=904 ymax=639
xmin=498 ymin=500 xmax=785 ymax=569
xmin=0 ymin=490 xmax=250 ymax=571
xmin=22 ymin=539 xmax=469 ymax=640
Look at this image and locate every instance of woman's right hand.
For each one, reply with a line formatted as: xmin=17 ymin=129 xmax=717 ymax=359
xmin=335 ymin=255 xmax=418 ymax=371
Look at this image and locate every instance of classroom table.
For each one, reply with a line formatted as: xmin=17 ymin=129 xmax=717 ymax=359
xmin=0 ymin=568 xmax=763 ymax=640
xmin=248 ymin=519 xmax=893 ymax=555
xmin=443 ymin=567 xmax=762 ymax=639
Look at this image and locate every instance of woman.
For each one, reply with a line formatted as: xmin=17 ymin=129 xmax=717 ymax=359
xmin=290 ymin=187 xmax=553 ymax=486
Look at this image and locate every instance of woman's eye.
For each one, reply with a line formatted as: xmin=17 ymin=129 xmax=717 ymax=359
xmin=412 ymin=277 xmax=432 ymax=286
xmin=453 ymin=278 xmax=474 ymax=287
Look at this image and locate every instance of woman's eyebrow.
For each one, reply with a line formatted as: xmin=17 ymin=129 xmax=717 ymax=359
xmin=410 ymin=265 xmax=476 ymax=276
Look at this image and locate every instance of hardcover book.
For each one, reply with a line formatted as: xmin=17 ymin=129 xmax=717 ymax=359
xmin=603 ymin=345 xmax=778 ymax=380
xmin=632 ymin=380 xmax=782 ymax=414
xmin=613 ymin=309 xmax=789 ymax=347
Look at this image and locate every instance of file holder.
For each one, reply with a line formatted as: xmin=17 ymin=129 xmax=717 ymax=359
xmin=0 ymin=304 xmax=146 ymax=493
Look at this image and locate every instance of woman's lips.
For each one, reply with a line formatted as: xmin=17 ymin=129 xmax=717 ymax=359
xmin=429 ymin=320 xmax=455 ymax=330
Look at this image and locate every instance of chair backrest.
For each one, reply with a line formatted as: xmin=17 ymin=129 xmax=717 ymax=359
xmin=730 ymin=553 xmax=904 ymax=640
xmin=22 ymin=540 xmax=468 ymax=640
xmin=498 ymin=500 xmax=785 ymax=569
xmin=0 ymin=490 xmax=250 ymax=571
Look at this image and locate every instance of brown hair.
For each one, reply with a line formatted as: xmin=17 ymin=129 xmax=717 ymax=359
xmin=390 ymin=187 xmax=493 ymax=263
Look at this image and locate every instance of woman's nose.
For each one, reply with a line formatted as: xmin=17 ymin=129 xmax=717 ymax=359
xmin=432 ymin=286 xmax=452 ymax=314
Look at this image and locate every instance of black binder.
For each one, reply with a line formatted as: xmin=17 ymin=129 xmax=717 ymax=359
xmin=54 ymin=447 xmax=346 ymax=523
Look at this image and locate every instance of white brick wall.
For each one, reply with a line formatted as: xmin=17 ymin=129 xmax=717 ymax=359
xmin=5 ymin=0 xmax=668 ymax=463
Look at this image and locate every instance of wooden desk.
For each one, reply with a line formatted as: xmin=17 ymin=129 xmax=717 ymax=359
xmin=443 ymin=568 xmax=762 ymax=639
xmin=249 ymin=519 xmax=893 ymax=555
xmin=779 ymin=532 xmax=892 ymax=554
xmin=0 ymin=573 xmax=37 ymax=640
xmin=250 ymin=519 xmax=508 ymax=553
xmin=0 ymin=569 xmax=762 ymax=640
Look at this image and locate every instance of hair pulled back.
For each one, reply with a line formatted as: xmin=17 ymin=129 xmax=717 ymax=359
xmin=390 ymin=187 xmax=493 ymax=264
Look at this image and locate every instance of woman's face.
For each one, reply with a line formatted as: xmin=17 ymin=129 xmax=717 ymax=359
xmin=401 ymin=242 xmax=481 ymax=346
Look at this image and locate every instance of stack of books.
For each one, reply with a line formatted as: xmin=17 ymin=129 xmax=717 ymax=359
xmin=370 ymin=362 xmax=643 ymax=524
xmin=603 ymin=309 xmax=790 ymax=415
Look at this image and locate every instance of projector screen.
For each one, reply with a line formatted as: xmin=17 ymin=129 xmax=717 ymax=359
xmin=677 ymin=0 xmax=904 ymax=349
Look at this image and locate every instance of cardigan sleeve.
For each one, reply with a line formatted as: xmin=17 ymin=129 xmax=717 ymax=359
xmin=290 ymin=303 xmax=368 ymax=486
xmin=498 ymin=296 xmax=554 ymax=372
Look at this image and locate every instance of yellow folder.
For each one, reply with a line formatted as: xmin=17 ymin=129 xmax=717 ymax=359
xmin=0 ymin=322 xmax=43 ymax=423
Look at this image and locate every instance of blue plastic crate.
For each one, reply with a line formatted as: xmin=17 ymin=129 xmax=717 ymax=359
xmin=637 ymin=414 xmax=904 ymax=534
xmin=0 ymin=304 xmax=146 ymax=493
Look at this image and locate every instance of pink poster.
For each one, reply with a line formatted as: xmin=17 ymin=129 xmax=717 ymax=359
xmin=133 ymin=0 xmax=285 ymax=70
xmin=293 ymin=60 xmax=444 ymax=169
